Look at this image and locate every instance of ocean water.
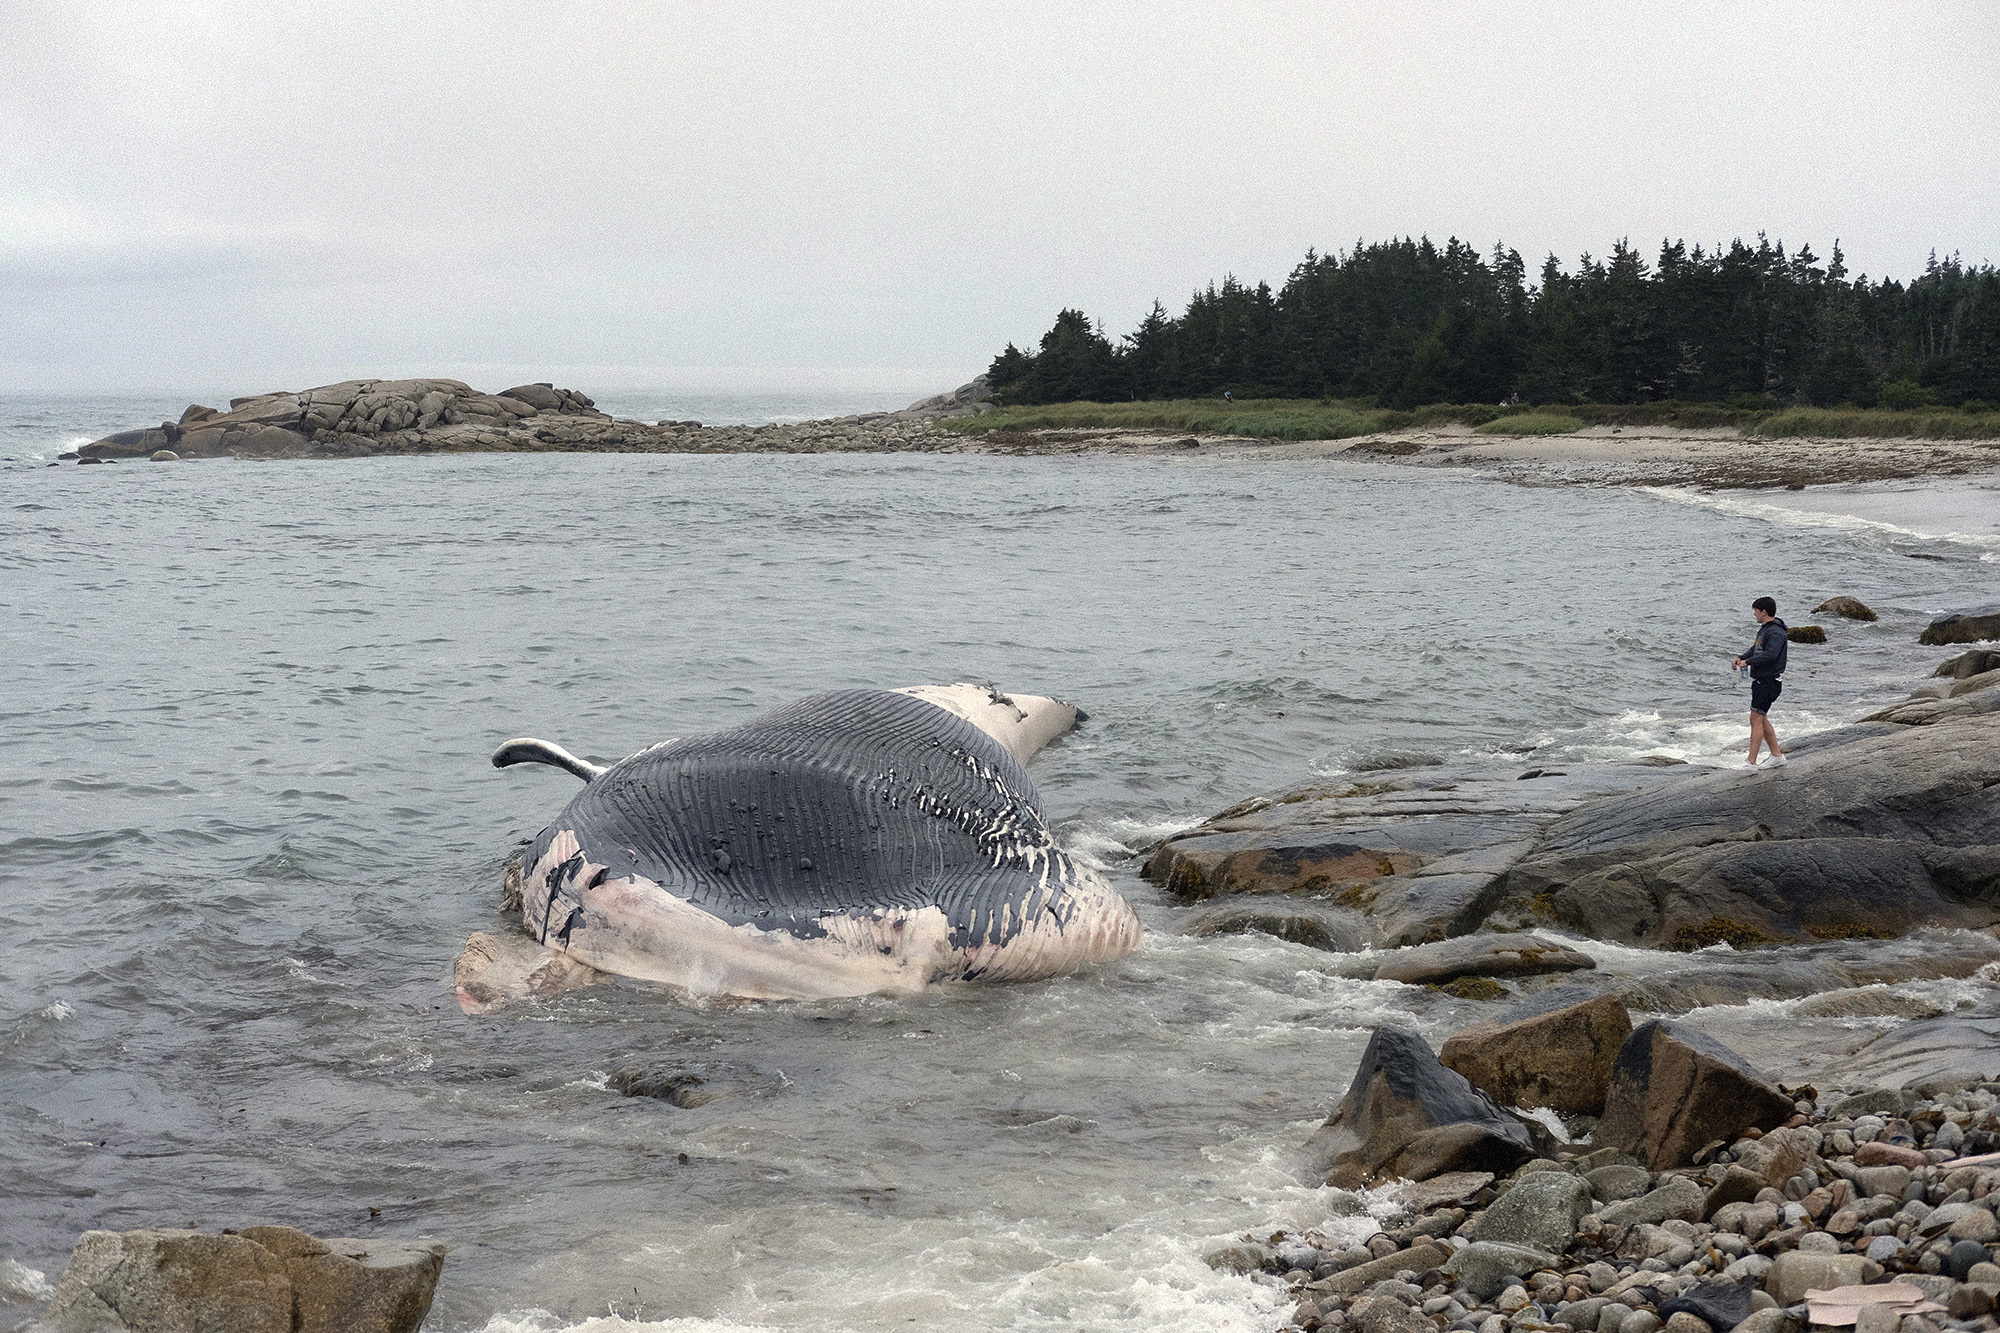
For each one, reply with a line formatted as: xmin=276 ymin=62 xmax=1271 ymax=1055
xmin=3 ymin=422 xmax=1999 ymax=1331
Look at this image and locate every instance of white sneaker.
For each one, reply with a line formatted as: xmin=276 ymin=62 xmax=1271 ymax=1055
xmin=1767 ymin=754 xmax=1789 ymax=766
xmin=1734 ymin=761 xmax=1759 ymax=771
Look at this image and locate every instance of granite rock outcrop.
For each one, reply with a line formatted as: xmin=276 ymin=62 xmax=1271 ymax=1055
xmin=37 ymin=1224 xmax=442 ymax=1333
xmin=71 ymin=377 xmax=961 ymax=462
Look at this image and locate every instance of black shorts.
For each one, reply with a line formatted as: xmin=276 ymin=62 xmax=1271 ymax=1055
xmin=1751 ymin=677 xmax=1782 ymax=715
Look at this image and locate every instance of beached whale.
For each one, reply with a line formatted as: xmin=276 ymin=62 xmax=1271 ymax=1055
xmin=455 ymin=685 xmax=1143 ymax=1010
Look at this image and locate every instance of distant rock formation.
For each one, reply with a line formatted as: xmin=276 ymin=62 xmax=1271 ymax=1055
xmin=71 ymin=374 xmax=992 ymax=463
xmin=901 ymin=374 xmax=993 ymax=417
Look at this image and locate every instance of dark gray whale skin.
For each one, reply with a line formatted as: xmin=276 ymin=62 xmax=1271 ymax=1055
xmin=511 ymin=689 xmax=1105 ymax=981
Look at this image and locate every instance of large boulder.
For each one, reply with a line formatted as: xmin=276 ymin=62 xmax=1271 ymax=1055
xmin=78 ymin=427 xmax=174 ymax=459
xmin=1813 ymin=596 xmax=1878 ymax=622
xmin=40 ymin=1230 xmax=291 ymax=1332
xmin=1439 ymin=994 xmax=1633 ymax=1115
xmin=1444 ymin=1241 xmax=1562 ymax=1300
xmin=1495 ymin=710 xmax=2000 ymax=947
xmin=1303 ymin=1026 xmax=1537 ymax=1188
xmin=1143 ymin=833 xmax=1422 ymax=902
xmin=223 ymin=394 xmax=305 ymax=428
xmin=39 ymin=1225 xmax=442 ymax=1333
xmin=903 ymin=374 xmax=994 ymax=416
xmin=1866 ymin=685 xmax=2000 ymax=727
xmin=1937 ymin=650 xmax=2000 ymax=681
xmin=1922 ymin=611 xmax=2000 ymax=646
xmin=237 ymin=1226 xmax=442 ymax=1333
xmin=1950 ymin=669 xmax=2000 ymax=699
xmin=1181 ymin=897 xmax=1370 ymax=951
xmin=1368 ymin=933 xmax=1596 ymax=986
xmin=499 ymin=382 xmax=564 ymax=410
xmin=1144 ymin=765 xmax=1686 ymax=946
xmin=1468 ymin=1169 xmax=1593 ymax=1253
xmin=1595 ymin=1019 xmax=1795 ymax=1170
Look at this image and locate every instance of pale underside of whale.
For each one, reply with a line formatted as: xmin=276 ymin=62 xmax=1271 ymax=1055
xmin=455 ymin=684 xmax=1144 ymax=1012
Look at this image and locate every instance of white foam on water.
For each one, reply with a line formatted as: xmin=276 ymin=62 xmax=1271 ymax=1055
xmin=0 ymin=1259 xmax=52 ymax=1301
xmin=476 ymin=1213 xmax=1300 ymax=1332
xmin=1515 ymin=1106 xmax=1572 ymax=1143
xmin=1060 ymin=814 xmax=1189 ymax=865
xmin=37 ymin=1000 xmax=75 ymax=1021
xmin=1524 ymin=701 xmax=1860 ymax=768
xmin=1642 ymin=483 xmax=2000 ymax=560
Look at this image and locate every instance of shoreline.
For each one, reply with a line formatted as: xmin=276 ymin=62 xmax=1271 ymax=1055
xmin=51 ymin=420 xmax=2000 ymax=494
xmin=956 ymin=423 xmax=2000 ymax=490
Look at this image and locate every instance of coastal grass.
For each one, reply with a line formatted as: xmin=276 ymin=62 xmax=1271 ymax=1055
xmin=938 ymin=398 xmax=1385 ymax=441
xmin=1749 ymin=406 xmax=2000 ymax=440
xmin=1474 ymin=413 xmax=1586 ymax=436
xmin=938 ymin=398 xmax=1537 ymax=441
xmin=941 ymin=396 xmax=2000 ymax=442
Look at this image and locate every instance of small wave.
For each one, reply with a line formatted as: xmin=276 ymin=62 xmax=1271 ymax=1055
xmin=1643 ymin=484 xmax=2000 ymax=558
xmin=1345 ymin=749 xmax=1444 ymax=773
xmin=1059 ymin=815 xmax=1188 ymax=863
xmin=1521 ymin=705 xmax=1857 ymax=767
xmin=476 ymin=1314 xmax=776 ymax=1333
xmin=37 ymin=1000 xmax=76 ymax=1021
xmin=1514 ymin=1105 xmax=1572 ymax=1143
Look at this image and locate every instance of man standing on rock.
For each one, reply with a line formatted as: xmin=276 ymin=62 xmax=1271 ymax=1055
xmin=1731 ymin=596 xmax=1789 ymax=769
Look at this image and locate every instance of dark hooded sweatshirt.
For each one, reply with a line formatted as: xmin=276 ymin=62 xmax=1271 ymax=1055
xmin=1743 ymin=618 xmax=1788 ymax=679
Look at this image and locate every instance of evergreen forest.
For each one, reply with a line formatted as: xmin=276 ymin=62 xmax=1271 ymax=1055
xmin=987 ymin=237 xmax=2000 ymax=410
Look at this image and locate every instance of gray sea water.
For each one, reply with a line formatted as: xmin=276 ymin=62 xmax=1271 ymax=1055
xmin=3 ymin=400 xmax=2000 ymax=1331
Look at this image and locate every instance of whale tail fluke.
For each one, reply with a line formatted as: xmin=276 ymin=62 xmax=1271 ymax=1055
xmin=492 ymin=738 xmax=607 ymax=782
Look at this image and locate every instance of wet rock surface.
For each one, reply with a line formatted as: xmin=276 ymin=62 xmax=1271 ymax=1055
xmin=1596 ymin=1020 xmax=1797 ymax=1170
xmin=1305 ymin=1027 xmax=1539 ymax=1189
xmin=37 ymin=1224 xmax=443 ymax=1333
xmin=1815 ymin=597 xmax=1879 ymax=622
xmin=1152 ymin=678 xmax=2000 ymax=961
xmin=1923 ymin=612 xmax=2000 ymax=648
xmin=1492 ymin=709 xmax=2000 ymax=949
xmin=1441 ymin=995 xmax=1634 ymax=1115
xmin=1365 ymin=935 xmax=1599 ymax=987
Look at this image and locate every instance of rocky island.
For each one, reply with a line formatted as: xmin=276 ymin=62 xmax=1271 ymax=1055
xmin=67 ymin=376 xmax=992 ymax=463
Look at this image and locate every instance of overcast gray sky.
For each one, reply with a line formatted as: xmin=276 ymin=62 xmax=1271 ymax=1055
xmin=4 ymin=0 xmax=1996 ymax=394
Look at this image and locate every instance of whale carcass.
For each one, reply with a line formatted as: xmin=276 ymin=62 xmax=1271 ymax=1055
xmin=456 ymin=685 xmax=1143 ymax=1010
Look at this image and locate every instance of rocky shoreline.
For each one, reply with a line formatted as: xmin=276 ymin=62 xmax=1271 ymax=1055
xmin=1140 ymin=628 xmax=2000 ymax=1333
xmin=55 ymin=378 xmax=2000 ymax=493
xmin=958 ymin=424 xmax=2000 ymax=489
xmin=1150 ymin=639 xmax=2000 ymax=968
xmin=1232 ymin=1002 xmax=2000 ymax=1333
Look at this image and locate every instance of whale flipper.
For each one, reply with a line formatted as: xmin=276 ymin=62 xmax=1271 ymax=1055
xmin=492 ymin=738 xmax=606 ymax=782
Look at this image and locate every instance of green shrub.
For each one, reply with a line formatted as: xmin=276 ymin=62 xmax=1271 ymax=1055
xmin=1877 ymin=379 xmax=1928 ymax=410
xmin=1474 ymin=414 xmax=1586 ymax=436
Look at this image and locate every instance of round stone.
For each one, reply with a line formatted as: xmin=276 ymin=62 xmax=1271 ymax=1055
xmin=1948 ymin=1238 xmax=1988 ymax=1280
